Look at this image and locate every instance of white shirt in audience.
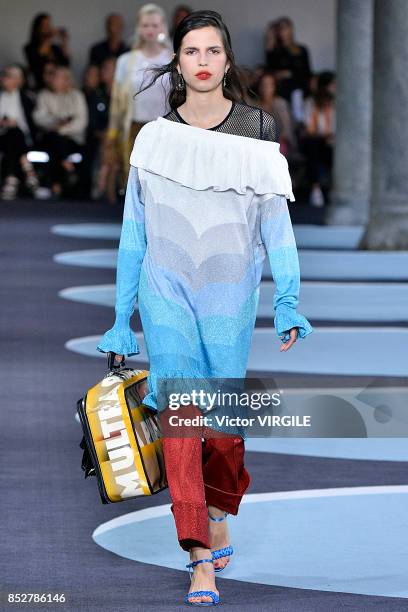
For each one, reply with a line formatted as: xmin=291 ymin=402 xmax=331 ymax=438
xmin=0 ymin=90 xmax=29 ymax=135
xmin=33 ymin=89 xmax=88 ymax=145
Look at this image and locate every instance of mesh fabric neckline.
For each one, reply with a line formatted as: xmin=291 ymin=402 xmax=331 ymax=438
xmin=174 ymin=100 xmax=236 ymax=131
xmin=163 ymin=100 xmax=278 ymax=142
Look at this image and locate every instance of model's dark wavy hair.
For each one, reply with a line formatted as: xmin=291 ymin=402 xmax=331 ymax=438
xmin=134 ymin=9 xmax=248 ymax=108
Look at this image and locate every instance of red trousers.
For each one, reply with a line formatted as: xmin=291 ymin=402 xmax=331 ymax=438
xmin=160 ymin=405 xmax=251 ymax=551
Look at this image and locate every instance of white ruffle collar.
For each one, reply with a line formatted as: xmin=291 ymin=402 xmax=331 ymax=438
xmin=130 ymin=115 xmax=295 ymax=201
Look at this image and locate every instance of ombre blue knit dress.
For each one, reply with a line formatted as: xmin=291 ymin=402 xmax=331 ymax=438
xmin=96 ymin=101 xmax=313 ymax=434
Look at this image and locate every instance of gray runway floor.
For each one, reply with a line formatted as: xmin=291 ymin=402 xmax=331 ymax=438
xmin=1 ymin=199 xmax=407 ymax=611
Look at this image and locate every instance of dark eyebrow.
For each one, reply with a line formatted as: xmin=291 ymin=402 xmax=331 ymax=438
xmin=183 ymin=45 xmax=222 ymax=50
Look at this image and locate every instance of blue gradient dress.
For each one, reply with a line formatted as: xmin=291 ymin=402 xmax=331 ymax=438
xmin=97 ymin=107 xmax=313 ymax=418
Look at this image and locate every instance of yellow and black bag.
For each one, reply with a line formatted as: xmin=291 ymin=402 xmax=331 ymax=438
xmin=77 ymin=353 xmax=167 ymax=504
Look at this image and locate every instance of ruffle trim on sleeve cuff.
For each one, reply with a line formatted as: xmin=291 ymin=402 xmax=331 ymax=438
xmin=274 ymin=306 xmax=314 ymax=343
xmin=96 ymin=323 xmax=140 ymax=356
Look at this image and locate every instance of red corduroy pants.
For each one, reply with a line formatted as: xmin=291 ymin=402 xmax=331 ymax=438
xmin=160 ymin=404 xmax=252 ymax=551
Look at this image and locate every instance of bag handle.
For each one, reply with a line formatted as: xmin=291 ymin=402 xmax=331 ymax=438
xmin=107 ymin=351 xmax=125 ymax=371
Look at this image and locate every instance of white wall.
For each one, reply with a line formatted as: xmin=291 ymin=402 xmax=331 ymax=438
xmin=0 ymin=0 xmax=336 ymax=82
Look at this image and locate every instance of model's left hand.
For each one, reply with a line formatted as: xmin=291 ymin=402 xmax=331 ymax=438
xmin=279 ymin=327 xmax=298 ymax=352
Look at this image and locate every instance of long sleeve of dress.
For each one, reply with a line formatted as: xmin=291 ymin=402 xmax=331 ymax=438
xmin=260 ymin=194 xmax=313 ymax=343
xmin=96 ymin=165 xmax=147 ymax=356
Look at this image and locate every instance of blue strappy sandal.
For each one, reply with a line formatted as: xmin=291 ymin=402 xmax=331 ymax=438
xmin=208 ymin=511 xmax=234 ymax=572
xmin=184 ymin=558 xmax=220 ymax=606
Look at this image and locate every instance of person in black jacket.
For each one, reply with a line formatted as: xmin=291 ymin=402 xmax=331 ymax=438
xmin=88 ymin=14 xmax=129 ymax=67
xmin=24 ymin=13 xmax=70 ymax=90
xmin=81 ymin=57 xmax=116 ymax=198
xmin=265 ymin=16 xmax=312 ymax=102
xmin=0 ymin=64 xmax=40 ymax=200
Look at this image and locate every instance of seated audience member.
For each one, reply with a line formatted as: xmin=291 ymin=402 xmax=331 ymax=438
xmin=257 ymin=71 xmax=298 ymax=159
xmin=33 ymin=67 xmax=88 ymax=197
xmin=24 ymin=13 xmax=70 ymax=90
xmin=42 ymin=60 xmax=58 ymax=90
xmin=243 ymin=64 xmax=267 ymax=101
xmin=0 ymin=65 xmax=40 ymax=200
xmin=82 ymin=64 xmax=100 ymax=97
xmin=236 ymin=66 xmax=258 ymax=103
xmin=299 ymin=71 xmax=336 ymax=207
xmin=265 ymin=16 xmax=312 ymax=102
xmin=89 ymin=14 xmax=129 ymax=67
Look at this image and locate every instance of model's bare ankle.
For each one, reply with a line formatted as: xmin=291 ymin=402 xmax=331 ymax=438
xmin=207 ymin=507 xmax=230 ymax=569
xmin=190 ymin=546 xmax=212 ymax=561
xmin=207 ymin=504 xmax=226 ymax=517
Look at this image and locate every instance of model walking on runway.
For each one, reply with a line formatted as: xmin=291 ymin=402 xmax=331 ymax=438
xmin=97 ymin=10 xmax=313 ymax=606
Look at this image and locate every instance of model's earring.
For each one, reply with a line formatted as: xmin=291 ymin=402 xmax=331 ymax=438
xmin=177 ymin=72 xmax=185 ymax=90
xmin=223 ymin=69 xmax=229 ymax=88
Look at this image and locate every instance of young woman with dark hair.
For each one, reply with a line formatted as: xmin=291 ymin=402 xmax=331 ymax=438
xmin=265 ymin=16 xmax=312 ymax=102
xmin=24 ymin=13 xmax=70 ymax=90
xmin=97 ymin=9 xmax=313 ymax=606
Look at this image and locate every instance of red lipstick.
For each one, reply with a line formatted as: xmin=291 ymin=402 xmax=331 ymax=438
xmin=195 ymin=71 xmax=212 ymax=80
